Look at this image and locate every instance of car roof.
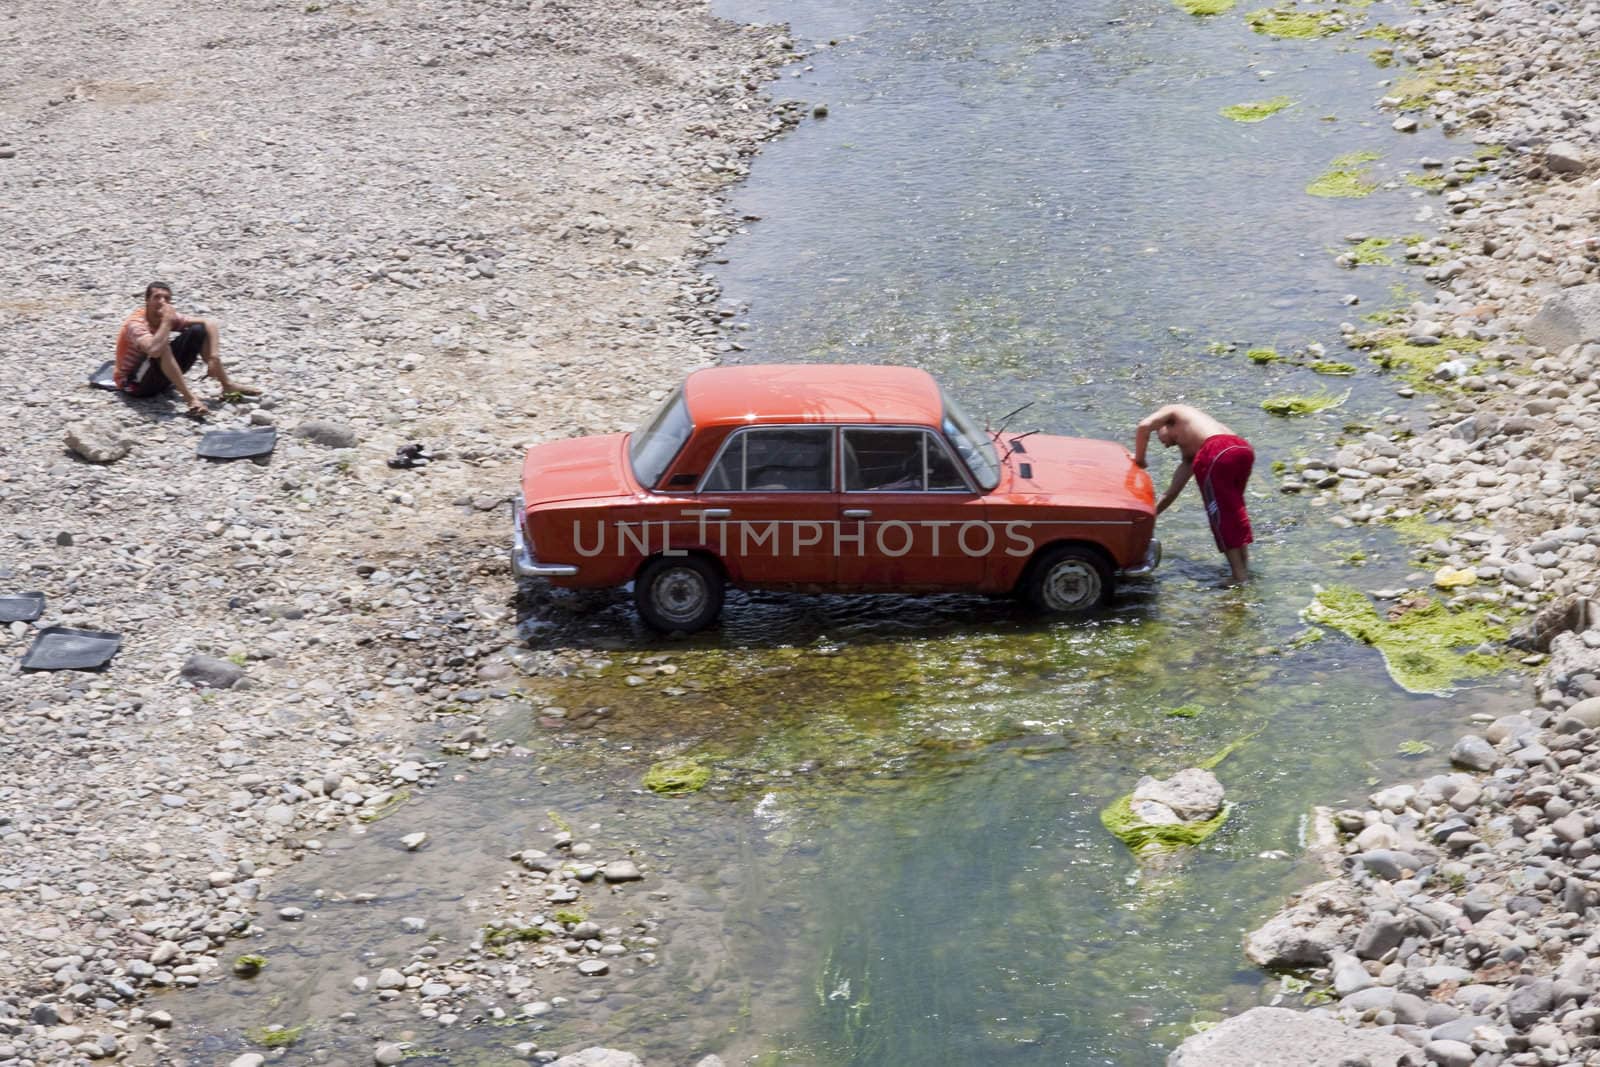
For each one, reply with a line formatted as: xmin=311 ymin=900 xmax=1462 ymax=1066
xmin=682 ymin=364 xmax=946 ymax=428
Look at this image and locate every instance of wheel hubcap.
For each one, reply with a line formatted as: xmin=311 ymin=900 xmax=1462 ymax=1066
xmin=1042 ymin=560 xmax=1100 ymax=611
xmin=653 ymin=568 xmax=708 ymax=622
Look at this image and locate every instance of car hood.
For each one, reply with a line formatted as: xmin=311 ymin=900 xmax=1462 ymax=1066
xmin=999 ymin=433 xmax=1154 ymax=511
xmin=520 ymin=433 xmax=633 ymax=506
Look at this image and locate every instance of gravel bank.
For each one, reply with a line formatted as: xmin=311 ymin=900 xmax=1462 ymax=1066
xmin=1175 ymin=0 xmax=1600 ymax=1063
xmin=0 ymin=0 xmax=794 ymax=1061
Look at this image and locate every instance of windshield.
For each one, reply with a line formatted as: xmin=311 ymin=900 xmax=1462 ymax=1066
xmin=940 ymin=390 xmax=1002 ymax=491
xmin=628 ymin=388 xmax=693 ymax=491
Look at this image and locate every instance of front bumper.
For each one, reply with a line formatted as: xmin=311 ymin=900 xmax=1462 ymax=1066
xmin=510 ymin=494 xmax=579 ymax=579
xmin=1120 ymin=538 xmax=1162 ymax=578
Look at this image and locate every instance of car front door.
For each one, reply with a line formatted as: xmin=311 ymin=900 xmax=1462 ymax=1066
xmin=835 ymin=427 xmax=989 ymax=590
xmin=692 ymin=425 xmax=838 ymax=588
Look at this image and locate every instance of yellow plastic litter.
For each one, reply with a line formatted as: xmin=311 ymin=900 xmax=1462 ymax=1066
xmin=1433 ymin=566 xmax=1477 ymax=589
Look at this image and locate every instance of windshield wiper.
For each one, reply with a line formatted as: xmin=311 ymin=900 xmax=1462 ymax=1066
xmin=990 ymin=401 xmax=1034 ymax=439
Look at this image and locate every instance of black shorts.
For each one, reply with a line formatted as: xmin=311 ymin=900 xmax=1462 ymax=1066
xmin=123 ymin=323 xmax=206 ymax=397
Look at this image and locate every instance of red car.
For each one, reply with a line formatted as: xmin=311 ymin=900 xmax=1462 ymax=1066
xmin=513 ymin=365 xmax=1160 ymax=632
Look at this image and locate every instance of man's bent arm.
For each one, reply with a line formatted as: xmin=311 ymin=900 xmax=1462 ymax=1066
xmin=1155 ymin=460 xmax=1192 ymax=515
xmin=1133 ymin=406 xmax=1175 ymax=467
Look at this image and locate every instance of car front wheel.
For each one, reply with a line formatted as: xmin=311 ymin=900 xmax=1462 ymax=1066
xmin=635 ymin=556 xmax=725 ymax=633
xmin=1023 ymin=545 xmax=1113 ymax=614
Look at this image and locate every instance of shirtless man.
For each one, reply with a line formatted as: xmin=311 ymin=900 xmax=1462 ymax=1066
xmin=113 ymin=282 xmax=258 ymax=416
xmin=1133 ymin=405 xmax=1256 ymax=584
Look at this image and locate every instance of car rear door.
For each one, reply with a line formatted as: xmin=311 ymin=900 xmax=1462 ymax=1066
xmin=691 ymin=425 xmax=838 ymax=588
xmin=835 ymin=427 xmax=989 ymax=589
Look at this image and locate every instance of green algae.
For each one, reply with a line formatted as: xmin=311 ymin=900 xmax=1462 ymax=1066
xmin=1175 ymin=0 xmax=1237 ymax=14
xmin=1386 ymin=513 xmax=1449 ymax=545
xmin=1307 ymin=151 xmax=1380 ymax=198
xmin=1166 ymin=703 xmax=1204 ymax=719
xmin=1391 ymin=63 xmax=1483 ymax=111
xmin=1246 ymin=6 xmax=1340 ymax=37
xmin=483 ymin=925 xmax=550 ymax=948
xmin=1361 ymin=23 xmax=1402 ymax=40
xmin=1262 ymin=388 xmax=1349 ymax=416
xmin=232 ymin=953 xmax=267 ymax=977
xmin=1247 ymin=347 xmax=1281 ymax=364
xmin=1405 ymin=173 xmax=1449 ymax=192
xmin=1308 ymin=360 xmax=1357 ymax=376
xmin=1101 ymin=794 xmax=1230 ymax=854
xmin=1302 ymin=585 xmax=1512 ymax=694
xmin=1220 ymin=96 xmax=1293 ymax=123
xmin=247 ymin=1024 xmax=305 ymax=1048
xmin=643 ymin=756 xmax=712 ymax=795
xmin=356 ymin=787 xmax=411 ymax=823
xmin=1364 ymin=334 xmax=1487 ymax=389
xmin=1369 ymin=47 xmax=1395 ymax=68
xmin=1345 ymin=237 xmax=1393 ymax=266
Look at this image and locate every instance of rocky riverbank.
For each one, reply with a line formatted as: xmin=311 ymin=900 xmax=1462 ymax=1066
xmin=0 ymin=0 xmax=796 ymax=1062
xmin=1173 ymin=0 xmax=1600 ymax=1063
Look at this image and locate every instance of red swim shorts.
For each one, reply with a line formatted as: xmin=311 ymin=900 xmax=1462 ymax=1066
xmin=1192 ymin=434 xmax=1255 ymax=552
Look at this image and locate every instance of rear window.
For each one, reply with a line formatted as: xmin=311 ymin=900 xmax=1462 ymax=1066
xmin=629 ymin=388 xmax=692 ymax=490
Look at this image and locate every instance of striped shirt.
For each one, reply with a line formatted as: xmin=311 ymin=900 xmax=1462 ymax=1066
xmin=114 ymin=308 xmax=192 ymax=389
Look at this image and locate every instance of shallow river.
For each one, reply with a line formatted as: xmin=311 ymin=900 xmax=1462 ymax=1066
xmin=172 ymin=0 xmax=1525 ymax=1064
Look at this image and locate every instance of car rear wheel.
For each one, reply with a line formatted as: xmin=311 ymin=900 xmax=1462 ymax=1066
xmin=635 ymin=556 xmax=724 ymax=633
xmin=1023 ymin=545 xmax=1113 ymax=614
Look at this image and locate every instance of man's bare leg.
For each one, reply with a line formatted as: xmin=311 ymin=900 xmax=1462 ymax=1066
xmin=151 ymin=343 xmax=208 ymax=416
xmin=1223 ymin=546 xmax=1249 ymax=585
xmin=199 ymin=320 xmax=260 ymax=396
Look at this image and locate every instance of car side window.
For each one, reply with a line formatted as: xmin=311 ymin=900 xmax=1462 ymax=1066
xmin=702 ymin=428 xmax=835 ymax=492
xmin=844 ymin=429 xmax=971 ymax=492
xmin=925 ymin=433 xmax=968 ymax=490
xmin=844 ymin=429 xmax=922 ymax=491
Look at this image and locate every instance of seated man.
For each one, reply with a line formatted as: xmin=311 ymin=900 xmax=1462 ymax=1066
xmin=114 ymin=281 xmax=257 ymax=416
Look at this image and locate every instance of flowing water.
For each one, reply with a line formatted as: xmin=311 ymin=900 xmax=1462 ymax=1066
xmin=168 ymin=1 xmax=1529 ymax=1064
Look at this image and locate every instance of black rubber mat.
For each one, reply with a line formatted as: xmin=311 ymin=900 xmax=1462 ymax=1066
xmin=197 ymin=427 xmax=277 ymax=461
xmin=0 ymin=592 xmax=45 ymax=623
xmin=19 ymin=626 xmax=122 ymax=671
xmin=89 ymin=360 xmax=118 ymax=390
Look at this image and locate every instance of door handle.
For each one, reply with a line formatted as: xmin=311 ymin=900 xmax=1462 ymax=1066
xmin=689 ymin=508 xmax=732 ymax=519
xmin=842 ymin=509 xmax=873 ymax=519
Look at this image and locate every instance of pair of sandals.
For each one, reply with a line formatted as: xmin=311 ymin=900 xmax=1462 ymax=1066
xmin=387 ymin=443 xmax=433 ymax=469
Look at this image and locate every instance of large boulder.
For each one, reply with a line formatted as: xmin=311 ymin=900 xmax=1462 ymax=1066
xmin=65 ymin=419 xmax=131 ymax=464
xmin=551 ymin=1051 xmax=643 ymax=1067
xmin=1130 ymin=768 xmax=1225 ymax=822
xmin=1525 ymin=284 xmax=1600 ymax=355
xmin=1167 ymin=1006 xmax=1421 ymax=1066
xmin=1546 ymin=141 xmax=1589 ymax=174
xmin=1244 ymin=878 xmax=1366 ymax=968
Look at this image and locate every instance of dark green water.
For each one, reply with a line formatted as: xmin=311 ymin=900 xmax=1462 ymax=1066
xmin=164 ymin=2 xmax=1527 ymax=1065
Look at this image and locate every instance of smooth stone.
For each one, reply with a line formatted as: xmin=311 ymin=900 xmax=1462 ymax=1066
xmin=293 ymin=419 xmax=360 ymax=448
xmin=1166 ymin=1006 xmax=1420 ymax=1066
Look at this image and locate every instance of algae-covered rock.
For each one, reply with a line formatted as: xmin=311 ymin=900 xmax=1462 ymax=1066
xmin=1261 ymin=388 xmax=1348 ymax=417
xmin=1219 ymin=96 xmax=1292 ymax=123
xmin=1103 ymin=768 xmax=1229 ymax=855
xmin=1306 ymin=151 xmax=1380 ymax=198
xmin=643 ymin=756 xmax=711 ymax=795
xmin=1303 ymin=585 xmax=1511 ymax=695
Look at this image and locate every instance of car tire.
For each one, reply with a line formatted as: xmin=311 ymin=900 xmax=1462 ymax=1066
xmin=1022 ymin=545 xmax=1113 ymax=614
xmin=635 ymin=555 xmax=725 ymax=633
